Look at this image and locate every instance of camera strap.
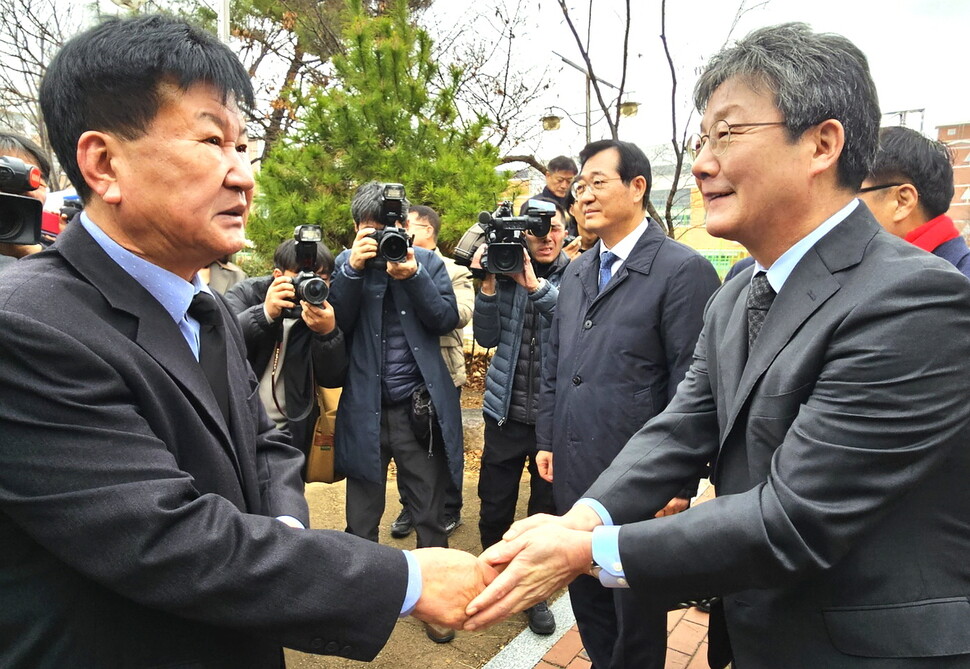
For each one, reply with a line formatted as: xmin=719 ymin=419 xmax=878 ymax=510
xmin=270 ymin=336 xmax=316 ymax=423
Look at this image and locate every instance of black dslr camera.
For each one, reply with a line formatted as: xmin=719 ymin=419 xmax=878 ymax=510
xmin=365 ymin=183 xmax=411 ymax=268
xmin=282 ymin=224 xmax=329 ymax=319
xmin=453 ymin=198 xmax=556 ymax=277
xmin=0 ymin=155 xmax=43 ymax=245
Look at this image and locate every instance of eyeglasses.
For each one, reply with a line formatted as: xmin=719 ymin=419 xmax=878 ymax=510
xmin=857 ymin=183 xmax=906 ymax=194
xmin=688 ymin=120 xmax=786 ymax=159
xmin=571 ymin=177 xmax=623 ymax=199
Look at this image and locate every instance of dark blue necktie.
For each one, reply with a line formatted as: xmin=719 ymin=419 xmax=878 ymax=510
xmin=599 ymin=250 xmax=617 ymax=293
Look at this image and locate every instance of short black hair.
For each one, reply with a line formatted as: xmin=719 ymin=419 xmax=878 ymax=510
xmin=39 ymin=14 xmax=254 ymax=202
xmin=579 ymin=139 xmax=652 ymax=209
xmin=408 ymin=205 xmax=440 ymax=240
xmin=0 ymin=132 xmax=51 ymax=181
xmin=547 ymin=155 xmax=578 ymax=174
xmin=273 ymin=238 xmax=335 ymax=275
xmin=869 ymin=126 xmax=954 ymax=220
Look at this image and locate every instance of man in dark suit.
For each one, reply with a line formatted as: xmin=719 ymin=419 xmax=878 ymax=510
xmin=534 ymin=139 xmax=719 ymax=668
xmin=464 ymin=23 xmax=970 ymax=668
xmin=0 ymin=15 xmax=491 ymax=668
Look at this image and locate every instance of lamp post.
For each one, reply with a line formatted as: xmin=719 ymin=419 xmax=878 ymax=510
xmin=549 ymin=51 xmax=638 ymax=143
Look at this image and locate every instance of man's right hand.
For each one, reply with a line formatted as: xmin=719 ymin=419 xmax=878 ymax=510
xmin=411 ymin=548 xmax=498 ymax=629
xmin=472 ymin=244 xmax=496 ymax=295
xmin=264 ymin=275 xmax=297 ymax=321
xmin=348 ymin=227 xmax=379 ymax=272
xmin=536 ymin=450 xmax=553 ymax=482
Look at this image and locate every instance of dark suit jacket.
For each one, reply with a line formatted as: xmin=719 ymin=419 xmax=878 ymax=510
xmin=537 ymin=219 xmax=720 ymax=511
xmin=0 ymin=222 xmax=408 ymax=668
xmin=585 ymin=205 xmax=970 ymax=667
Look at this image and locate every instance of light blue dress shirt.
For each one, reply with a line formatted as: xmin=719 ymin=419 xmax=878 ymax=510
xmin=580 ymin=199 xmax=860 ymax=587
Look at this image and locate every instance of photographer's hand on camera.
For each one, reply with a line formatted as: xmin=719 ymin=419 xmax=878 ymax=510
xmin=348 ymin=227 xmax=379 ymax=272
xmin=472 ymin=244 xmax=496 ymax=296
xmin=264 ymin=275 xmax=298 ymax=321
xmin=386 ymin=247 xmax=418 ymax=281
xmin=301 ymin=300 xmax=336 ymax=335
xmin=506 ymin=248 xmax=542 ymax=293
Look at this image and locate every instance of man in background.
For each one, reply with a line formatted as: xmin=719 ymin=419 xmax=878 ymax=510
xmin=224 ymin=238 xmax=346 ymax=462
xmin=390 ymin=204 xmax=474 ymax=539
xmin=858 ymin=125 xmax=969 ymax=278
xmin=534 ymin=139 xmax=719 ymax=668
xmin=522 ymin=155 xmax=578 ymax=233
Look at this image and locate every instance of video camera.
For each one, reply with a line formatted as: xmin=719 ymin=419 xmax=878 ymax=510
xmin=0 ymin=155 xmax=43 ymax=246
xmin=282 ymin=224 xmax=329 ymax=319
xmin=453 ymin=198 xmax=556 ymax=277
xmin=365 ymin=183 xmax=411 ymax=268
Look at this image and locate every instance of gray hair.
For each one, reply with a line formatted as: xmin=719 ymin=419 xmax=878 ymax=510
xmin=694 ymin=22 xmax=879 ymax=190
xmin=350 ymin=180 xmax=410 ymax=226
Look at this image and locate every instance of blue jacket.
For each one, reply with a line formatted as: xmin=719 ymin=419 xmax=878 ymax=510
xmin=473 ymin=254 xmax=568 ymax=424
xmin=329 ymin=247 xmax=463 ymax=487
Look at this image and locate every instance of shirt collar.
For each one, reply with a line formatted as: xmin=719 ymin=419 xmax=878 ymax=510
xmin=79 ymin=212 xmax=205 ymax=324
xmin=755 ymin=199 xmax=858 ymax=293
xmin=602 ymin=216 xmax=649 ymax=261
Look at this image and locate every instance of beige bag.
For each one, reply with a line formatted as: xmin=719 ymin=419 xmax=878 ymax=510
xmin=304 ymin=387 xmax=344 ymax=484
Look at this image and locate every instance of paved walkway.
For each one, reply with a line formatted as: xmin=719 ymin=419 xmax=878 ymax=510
xmin=486 ymin=482 xmax=718 ymax=669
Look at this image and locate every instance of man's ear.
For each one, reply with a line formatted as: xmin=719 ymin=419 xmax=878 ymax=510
xmin=892 ymin=183 xmax=920 ymax=223
xmin=629 ymin=175 xmax=648 ymax=206
xmin=271 ymin=268 xmax=283 ymax=279
xmin=807 ymin=119 xmax=845 ymax=178
xmin=76 ymin=131 xmax=123 ymax=204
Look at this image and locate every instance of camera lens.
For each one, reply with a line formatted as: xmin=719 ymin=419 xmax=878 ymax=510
xmin=379 ymin=233 xmax=409 ymax=263
xmin=294 ymin=272 xmax=329 ymax=306
xmin=488 ymin=242 xmax=524 ymax=274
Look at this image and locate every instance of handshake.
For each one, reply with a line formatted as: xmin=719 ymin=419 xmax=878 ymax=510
xmin=411 ymin=505 xmax=603 ymax=631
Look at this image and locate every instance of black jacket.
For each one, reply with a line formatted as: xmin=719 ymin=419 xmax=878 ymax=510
xmin=224 ymin=276 xmax=347 ymax=455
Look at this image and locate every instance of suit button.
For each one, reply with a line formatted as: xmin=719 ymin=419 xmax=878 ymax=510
xmin=341 ymin=645 xmax=353 ymax=656
xmin=572 ymin=375 xmax=582 ymax=385
xmin=310 ymin=637 xmax=324 ymax=649
xmin=325 ymin=641 xmax=340 ymax=653
xmin=583 ymin=319 xmax=593 ymax=329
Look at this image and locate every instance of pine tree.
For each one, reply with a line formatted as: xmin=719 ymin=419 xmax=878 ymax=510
xmin=248 ymin=0 xmax=508 ymax=257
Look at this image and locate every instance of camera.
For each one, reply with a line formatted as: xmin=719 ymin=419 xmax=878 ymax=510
xmin=0 ymin=155 xmax=43 ymax=246
xmin=365 ymin=183 xmax=412 ymax=268
xmin=282 ymin=224 xmax=329 ymax=319
xmin=453 ymin=198 xmax=556 ymax=276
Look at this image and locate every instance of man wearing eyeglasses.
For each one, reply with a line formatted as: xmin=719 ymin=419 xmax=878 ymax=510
xmin=525 ymin=139 xmax=718 ymax=669
xmin=521 ymin=155 xmax=578 ymax=232
xmin=464 ymin=23 xmax=970 ymax=669
xmin=857 ymin=126 xmax=969 ymax=279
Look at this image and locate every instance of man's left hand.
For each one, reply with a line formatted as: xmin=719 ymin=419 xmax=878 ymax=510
xmin=505 ymin=249 xmax=540 ymax=292
xmin=463 ymin=523 xmax=593 ymax=630
xmin=300 ymin=300 xmax=336 ymax=335
xmin=654 ymin=496 xmax=690 ymax=517
xmin=387 ymin=248 xmax=418 ymax=280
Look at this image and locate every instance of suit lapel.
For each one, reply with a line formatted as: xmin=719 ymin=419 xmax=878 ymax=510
xmin=721 ymin=206 xmax=881 ymax=441
xmin=56 ymin=223 xmax=244 ymax=482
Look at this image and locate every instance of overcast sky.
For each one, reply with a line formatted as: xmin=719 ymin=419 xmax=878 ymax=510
xmin=427 ymin=0 xmax=970 ymax=160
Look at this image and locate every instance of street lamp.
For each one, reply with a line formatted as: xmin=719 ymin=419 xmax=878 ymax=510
xmin=549 ymin=51 xmax=638 ymax=143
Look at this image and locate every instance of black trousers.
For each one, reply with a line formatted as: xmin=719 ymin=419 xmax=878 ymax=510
xmin=568 ymin=574 xmax=667 ymax=669
xmin=345 ymin=402 xmax=449 ymax=548
xmin=477 ymin=415 xmax=555 ymax=550
xmin=396 ymin=388 xmax=462 ymax=520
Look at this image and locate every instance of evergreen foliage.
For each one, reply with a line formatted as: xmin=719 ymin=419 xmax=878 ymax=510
xmin=249 ymin=0 xmax=509 ymax=257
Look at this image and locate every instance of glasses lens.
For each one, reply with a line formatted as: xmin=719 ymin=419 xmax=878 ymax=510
xmin=571 ymin=182 xmax=584 ymax=198
xmin=710 ymin=120 xmax=730 ymax=156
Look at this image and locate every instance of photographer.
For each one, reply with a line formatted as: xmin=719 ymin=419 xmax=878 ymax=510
xmin=471 ymin=196 xmax=569 ymax=635
xmin=224 ymin=236 xmax=346 ymax=459
xmin=0 ymin=132 xmax=52 ymax=266
xmin=328 ymin=181 xmax=463 ymax=643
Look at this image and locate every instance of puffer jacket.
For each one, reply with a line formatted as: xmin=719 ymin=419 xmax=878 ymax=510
xmin=473 ymin=252 xmax=569 ymax=424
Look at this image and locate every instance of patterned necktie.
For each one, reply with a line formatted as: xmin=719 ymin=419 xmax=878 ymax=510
xmin=599 ymin=250 xmax=617 ymax=293
xmin=188 ymin=292 xmax=231 ymax=424
xmin=746 ymin=271 xmax=776 ymax=350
